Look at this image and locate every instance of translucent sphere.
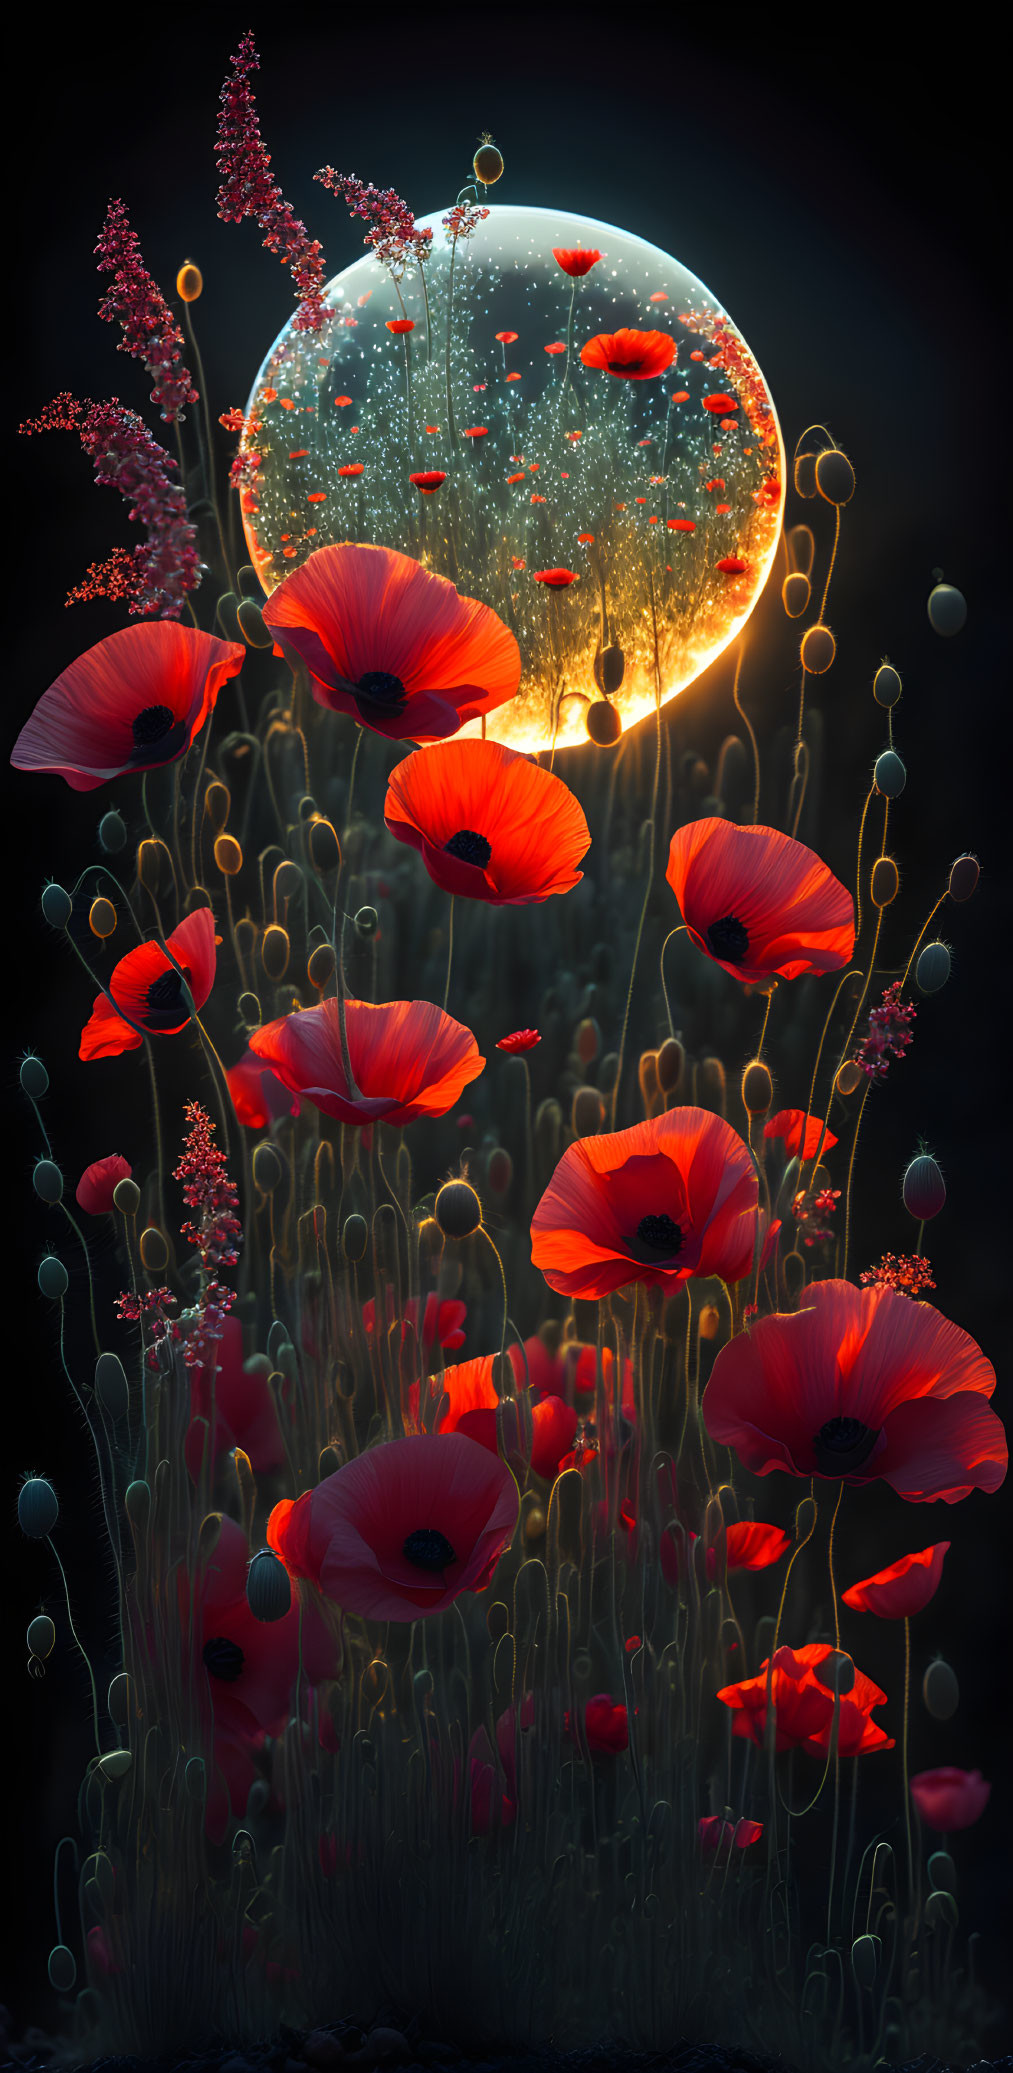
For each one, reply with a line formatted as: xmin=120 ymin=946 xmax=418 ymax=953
xmin=240 ymin=204 xmax=783 ymax=751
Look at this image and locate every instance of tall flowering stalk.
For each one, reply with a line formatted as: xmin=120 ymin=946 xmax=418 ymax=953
xmin=95 ymin=199 xmax=199 ymax=423
xmin=441 ymin=199 xmax=489 ymax=450
xmin=852 ymin=978 xmax=916 ymax=1081
xmin=174 ymin=1100 xmax=243 ymax=1367
xmin=315 ymin=167 xmax=434 ymax=356
xmin=215 ymin=31 xmax=330 ymax=332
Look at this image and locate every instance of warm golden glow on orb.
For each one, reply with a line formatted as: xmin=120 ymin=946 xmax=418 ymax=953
xmin=239 ymin=205 xmax=784 ymax=752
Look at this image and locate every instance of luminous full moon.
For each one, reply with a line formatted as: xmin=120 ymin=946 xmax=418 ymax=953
xmin=240 ymin=204 xmax=784 ymax=751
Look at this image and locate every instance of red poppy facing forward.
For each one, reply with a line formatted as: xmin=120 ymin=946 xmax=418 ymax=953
xmin=266 ymin=1431 xmax=519 ymax=1620
xmin=531 ymin=1106 xmax=759 ymax=1301
xmin=533 ymin=568 xmax=578 ymax=587
xmin=11 ymin=623 xmax=245 ymax=791
xmin=702 ymin=1279 xmax=1007 ymax=1502
xmin=841 ymin=1542 xmax=951 ymax=1619
xmin=666 ymin=819 xmax=855 ymax=983
xmin=409 ymin=472 xmax=447 ymax=495
xmin=717 ymin=1642 xmax=895 ymax=1759
xmin=552 ymin=247 xmax=602 ymax=276
xmin=261 ymin=542 xmax=521 ymax=743
xmin=580 ymin=328 xmax=677 ymax=380
xmin=386 ymin=318 xmax=415 ymax=334
xmin=764 ymin=1109 xmax=839 ymax=1160
xmin=79 ymin=906 xmax=218 ymax=1061
xmin=248 ymin=997 xmax=485 ymax=1127
xmin=909 ymin=1767 xmax=991 ymax=1832
xmin=76 ymin=1153 xmax=132 ymax=1215
xmin=384 ymin=739 xmax=590 ymax=904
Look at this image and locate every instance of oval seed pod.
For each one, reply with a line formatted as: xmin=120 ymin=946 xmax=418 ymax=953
xmin=835 ymin=1060 xmax=863 ymax=1097
xmin=113 ymin=1177 xmax=141 ymax=1215
xmin=41 ymin=882 xmax=73 ymax=929
xmin=176 ymin=261 xmax=203 ymax=301
xmin=948 ymin=854 xmax=979 ymax=903
xmin=237 ymin=597 xmax=272 ymax=647
xmin=38 ymin=1257 xmax=69 ymax=1300
xmin=139 ymin=1226 xmax=169 ymax=1273
xmin=342 ymin=1213 xmax=368 ymax=1261
xmin=216 ymin=592 xmax=242 ymax=642
xmin=48 ymin=1945 xmax=77 ymax=1993
xmin=586 ymin=700 xmax=622 ymax=746
xmin=261 ymin=924 xmax=291 ymax=981
xmin=851 ymin=1935 xmax=879 ymax=1990
xmin=214 ymin=833 xmax=243 ymax=876
xmin=873 ymin=663 xmax=902 ymax=707
xmin=924 ymin=1889 xmax=959 ymax=1930
xmin=98 ymin=1750 xmax=132 ymax=1781
xmin=815 ymin=448 xmax=855 ymax=505
xmin=800 ymin=624 xmax=835 ymax=674
xmin=741 ymin=1060 xmax=773 ymax=1115
xmin=19 ymin=1477 xmax=59 ymax=1537
xmin=698 ymin=1056 xmax=726 ymax=1112
xmin=20 ymin=1056 xmax=50 ymax=1098
xmin=916 ymin=941 xmax=951 ymax=993
xmin=572 ymin=1086 xmax=605 ymax=1136
xmin=473 ymin=140 xmax=504 ymax=184
xmin=27 ymin=1614 xmax=56 ymax=1658
xmin=273 ymin=859 xmax=302 ymax=912
xmin=308 ymin=942 xmax=336 ymax=990
xmin=487 ymin=1146 xmax=513 ymax=1193
xmin=638 ymin=1050 xmax=659 ymax=1114
xmin=793 ymin=451 xmax=817 ymax=497
xmin=205 ymin=781 xmax=231 ymax=830
xmin=308 ymin=817 xmax=341 ymax=874
xmin=574 ymin=1016 xmax=600 ymax=1065
xmin=247 ymin=1549 xmax=292 ymax=1622
xmin=781 ymin=571 xmax=810 ymax=618
xmin=593 ymin=644 xmax=625 ymax=696
xmin=435 ymin=1180 xmax=482 ymax=1238
xmin=698 ymin=1304 xmax=721 ymax=1341
xmin=927 ymin=583 xmax=966 ymax=637
xmin=928 ymin=1850 xmax=957 ymax=1893
xmin=236 ymin=564 xmax=261 ymax=598
xmin=922 ymin=1657 xmax=959 ymax=1720
xmin=98 ymin=809 xmax=127 ymax=853
xmin=124 ymin=1479 xmax=150 ymax=1533
xmin=252 ymin=1143 xmax=283 ymax=1194
xmin=95 ymin=1352 xmax=129 ymax=1420
xmin=902 ymin=1153 xmax=946 ymax=1220
xmin=871 ymin=856 xmax=900 ymax=907
xmin=874 ymin=749 xmax=906 ymax=798
xmin=33 ymin=1160 xmax=64 ymax=1204
xmin=88 ymin=897 xmax=117 ymax=939
xmin=107 ymin=1671 xmax=133 ymax=1724
xmin=237 ymin=989 xmax=262 ymax=1026
xmin=137 ymin=839 xmax=172 ymax=894
xmin=656 ymin=1037 xmax=683 ymax=1094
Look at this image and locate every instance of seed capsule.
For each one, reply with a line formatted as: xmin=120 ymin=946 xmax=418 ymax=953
xmin=874 ymin=750 xmax=906 ymax=798
xmin=237 ymin=565 xmax=261 ymax=597
xmin=247 ymin=1548 xmax=292 ymax=1622
xmin=572 ymin=1086 xmax=605 ymax=1136
xmin=698 ymin=1304 xmax=721 ymax=1341
xmin=948 ymin=854 xmax=979 ymax=903
xmin=176 ymin=261 xmax=203 ymax=302
xmin=238 ymin=989 xmax=262 ymax=1025
xmin=98 ymin=809 xmax=127 ymax=853
xmin=88 ymin=896 xmax=117 ymax=938
xmin=308 ymin=818 xmax=341 ymax=874
xmin=237 ymin=597 xmax=272 ymax=647
xmin=793 ymin=452 xmax=817 ymax=497
xmin=435 ymin=1179 xmax=483 ymax=1238
xmin=873 ymin=663 xmax=902 ymax=707
xmin=41 ymin=882 xmax=72 ymax=929
xmin=95 ymin=1352 xmax=129 ymax=1420
xmin=33 ymin=1159 xmax=64 ymax=1204
xmin=205 ymin=781 xmax=231 ymax=830
xmin=98 ymin=1750 xmax=132 ymax=1781
xmin=473 ymin=140 xmax=504 ymax=185
xmin=19 ymin=1477 xmax=59 ymax=1537
xmin=781 ymin=571 xmax=810 ymax=618
xmin=800 ymin=624 xmax=835 ymax=674
xmin=593 ymin=644 xmax=625 ymax=696
xmin=139 ymin=1226 xmax=169 ymax=1273
xmin=27 ymin=1614 xmax=56 ymax=1658
xmin=113 ymin=1177 xmax=141 ymax=1216
xmin=815 ymin=448 xmax=855 ymax=504
xmin=870 ymin=856 xmax=900 ymax=907
xmin=252 ymin=1143 xmax=283 ymax=1194
xmin=48 ymin=1946 xmax=77 ymax=1993
xmin=20 ymin=1056 xmax=49 ymax=1098
xmin=487 ymin=1146 xmax=514 ymax=1192
xmin=741 ymin=1060 xmax=773 ymax=1115
xmin=38 ymin=1257 xmax=69 ymax=1300
xmin=137 ymin=838 xmax=172 ymax=893
xmin=902 ymin=1153 xmax=946 ymax=1220
xmin=638 ymin=1051 xmax=659 ymax=1114
xmin=835 ymin=1060 xmax=863 ymax=1097
xmin=924 ymin=1889 xmax=959 ymax=1929
xmin=342 ymin=1213 xmax=368 ymax=1262
xmin=215 ymin=833 xmax=243 ymax=876
xmin=916 ymin=941 xmax=951 ymax=993
xmin=851 ymin=1935 xmax=879 ymax=1990
xmin=586 ymin=700 xmax=622 ymax=746
xmin=927 ymin=582 xmax=966 ymax=637
xmin=308 ymin=942 xmax=336 ymax=991
xmin=922 ymin=1656 xmax=959 ymax=1720
xmin=261 ymin=924 xmax=291 ymax=981
xmin=656 ymin=1037 xmax=684 ymax=1093
xmin=216 ymin=592 xmax=242 ymax=642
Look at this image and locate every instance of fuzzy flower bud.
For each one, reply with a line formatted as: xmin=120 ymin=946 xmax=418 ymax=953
xmin=902 ymin=1153 xmax=946 ymax=1221
xmin=19 ymin=1477 xmax=59 ymax=1537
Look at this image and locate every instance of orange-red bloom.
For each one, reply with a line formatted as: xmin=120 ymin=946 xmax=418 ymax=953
xmin=666 ymin=818 xmax=855 ymax=983
xmin=497 ymin=1028 xmax=540 ymax=1053
xmin=552 ymin=247 xmax=602 ymax=276
xmin=533 ymin=568 xmax=577 ymax=587
xmin=11 ymin=623 xmax=244 ymax=791
xmin=909 ymin=1767 xmax=990 ymax=1831
xmin=580 ymin=328 xmax=677 ymax=380
xmin=495 ymin=330 xmax=518 ymax=344
xmin=702 ymin=1279 xmax=1007 ymax=1502
xmin=765 ymin=1110 xmax=838 ymax=1160
xmin=717 ymin=1643 xmax=895 ymax=1759
xmin=409 ymin=471 xmax=446 ymax=494
xmin=337 ymin=462 xmax=364 ymax=475
xmin=79 ymin=906 xmax=217 ymax=1061
xmin=248 ymin=996 xmax=484 ymax=1127
xmin=261 ymin=542 xmax=520 ymax=743
xmin=384 ymin=739 xmax=590 ymax=904
xmin=841 ymin=1541 xmax=950 ymax=1619
xmin=531 ymin=1106 xmax=759 ymax=1301
xmin=414 ymin=1353 xmax=578 ymax=1480
xmin=698 ymin=1816 xmax=763 ymax=1852
xmin=386 ymin=318 xmax=415 ymax=333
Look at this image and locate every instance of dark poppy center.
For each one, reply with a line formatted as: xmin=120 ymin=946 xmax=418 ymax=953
xmin=132 ymin=703 xmax=176 ymax=746
xmin=145 ymin=963 xmax=192 ymax=1028
xmin=403 ymin=1526 xmax=457 ymax=1569
xmin=608 ymin=357 xmax=643 ymax=374
xmin=202 ymin=1635 xmax=245 ymax=1682
xmin=812 ymin=1417 xmax=880 ymax=1475
xmin=635 ymin=1213 xmax=684 ymax=1255
xmin=707 ymin=914 xmax=750 ymax=962
xmin=443 ymin=828 xmax=492 ymax=868
xmin=355 ymin=670 xmax=407 ymax=715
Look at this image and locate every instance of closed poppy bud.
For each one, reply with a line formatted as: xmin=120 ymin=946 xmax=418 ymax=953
xmin=871 ymin=856 xmax=900 ymax=907
xmin=593 ymin=644 xmax=625 ymax=696
xmin=924 ymin=1888 xmax=959 ymax=1929
xmin=253 ymin=1143 xmax=282 ymax=1193
xmin=698 ymin=1056 xmax=726 ymax=1112
xmin=139 ymin=1226 xmax=169 ymax=1272
xmin=575 ymin=1017 xmax=600 ymax=1066
xmin=27 ymin=1614 xmax=56 ymax=1659
xmin=656 ymin=1037 xmax=684 ymax=1093
xmin=48 ymin=1946 xmax=76 ymax=1993
xmin=342 ymin=1213 xmax=368 ymax=1261
xmin=20 ymin=1056 xmax=49 ymax=1098
xmin=216 ymin=592 xmax=242 ymax=641
xmin=851 ymin=1935 xmax=879 ymax=1990
xmin=98 ymin=1749 xmax=132 ymax=1781
xmin=125 ymin=1479 xmax=150 ymax=1534
xmin=835 ymin=1060 xmax=863 ymax=1097
xmin=535 ymin=1099 xmax=562 ymax=1164
xmin=793 ymin=452 xmax=817 ymax=497
xmin=572 ymin=1086 xmax=605 ymax=1136
xmin=948 ymin=854 xmax=979 ymax=903
xmin=815 ymin=448 xmax=855 ymax=504
xmin=19 ymin=1477 xmax=59 ymax=1537
xmin=927 ymin=1850 xmax=957 ymax=1892
xmin=308 ymin=942 xmax=335 ymax=990
xmin=873 ymin=663 xmax=902 ymax=707
xmin=98 ymin=810 xmax=127 ymax=853
xmin=137 ymin=838 xmax=172 ymax=893
xmin=272 ymin=861 xmax=302 ymax=913
xmin=113 ymin=1177 xmax=141 ymax=1215
xmin=487 ymin=1147 xmax=513 ymax=1193
xmin=586 ymin=701 xmax=622 ymax=745
xmin=238 ymin=989 xmax=262 ymax=1025
xmin=916 ymin=942 xmax=951 ymax=993
xmin=473 ymin=140 xmax=504 ymax=185
xmin=33 ymin=1159 xmax=64 ymax=1204
xmin=41 ymin=881 xmax=73 ymax=929
xmin=922 ymin=1658 xmax=959 ymax=1720
xmin=95 ymin=1352 xmax=129 ymax=1420
xmin=525 ymin=1505 xmax=546 ymax=1541
xmin=38 ymin=1256 xmax=69 ymax=1299
xmin=874 ymin=750 xmax=906 ymax=798
xmin=237 ymin=565 xmax=261 ymax=598
xmin=215 ymin=833 xmax=243 ymax=876
xmin=237 ymin=598 xmax=272 ymax=647
xmin=741 ymin=1060 xmax=773 ymax=1115
xmin=435 ymin=1179 xmax=482 ymax=1238
xmin=205 ymin=781 xmax=231 ymax=830
xmin=89 ymin=896 xmax=117 ymax=938
xmin=800 ymin=624 xmax=835 ymax=674
xmin=638 ymin=1050 xmax=659 ymax=1113
xmin=782 ymin=571 xmax=810 ymax=618
xmin=927 ymin=583 xmax=967 ymax=637
xmin=261 ymin=924 xmax=290 ymax=981
xmin=247 ymin=1548 xmax=292 ymax=1622
xmin=354 ymin=906 xmax=378 ymax=939
xmin=308 ymin=818 xmax=341 ymax=874
xmin=176 ymin=261 xmax=203 ymax=301
xmin=903 ymin=1153 xmax=945 ymax=1220
xmin=698 ymin=1304 xmax=721 ymax=1341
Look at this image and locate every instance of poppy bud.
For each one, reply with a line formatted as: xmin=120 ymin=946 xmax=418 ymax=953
xmin=107 ymin=1672 xmax=133 ymax=1724
xmin=525 ymin=1505 xmax=546 ymax=1541
xmin=817 ymin=1649 xmax=855 ymax=1695
xmin=698 ymin=1056 xmax=726 ymax=1113
xmin=41 ymin=881 xmax=73 ymax=929
xmin=800 ymin=624 xmax=835 ymax=674
xmin=215 ymin=833 xmax=243 ymax=876
xmin=741 ymin=1060 xmax=773 ymax=1115
xmin=793 ymin=452 xmax=816 ymax=497
xmin=572 ymin=1086 xmax=605 ymax=1136
xmin=851 ymin=1934 xmax=879 ymax=1990
xmin=655 ymin=1037 xmax=683 ymax=1094
xmin=237 ymin=565 xmax=261 ymax=598
xmin=834 ymin=1060 xmax=863 ymax=1098
xmin=343 ymin=1213 xmax=368 ymax=1261
xmin=573 ymin=1016 xmax=599 ymax=1067
xmin=435 ymin=1179 xmax=483 ymax=1238
xmin=48 ymin=1946 xmax=76 ymax=1993
xmin=870 ymin=856 xmax=900 ymax=907
xmin=20 ymin=1056 xmax=49 ymax=1098
xmin=113 ymin=1177 xmax=141 ymax=1215
xmin=638 ymin=1050 xmax=659 ymax=1114
xmin=88 ymin=896 xmax=117 ymax=938
xmin=98 ymin=1749 xmax=132 ymax=1781
xmin=928 ymin=1849 xmax=957 ymax=1893
xmin=139 ymin=1226 xmax=169 ymax=1273
xmin=947 ymin=854 xmax=979 ymax=903
xmin=473 ymin=140 xmax=504 ymax=185
xmin=922 ymin=1657 xmax=959 ymax=1720
xmin=33 ymin=1159 xmax=64 ymax=1204
xmin=137 ymin=838 xmax=172 ymax=894
xmin=902 ymin=1153 xmax=945 ymax=1220
xmin=874 ymin=750 xmax=906 ymax=798
xmin=487 ymin=1146 xmax=513 ymax=1193
xmin=27 ymin=1614 xmax=56 ymax=1658
xmin=237 ymin=598 xmax=272 ymax=647
xmin=586 ymin=700 xmax=622 ymax=746
xmin=272 ymin=860 xmax=301 ymax=912
xmin=205 ymin=781 xmax=231 ymax=830
xmin=19 ymin=1476 xmax=59 ymax=1537
xmin=216 ymin=592 xmax=242 ymax=642
xmin=815 ymin=448 xmax=855 ymax=505
xmin=911 ymin=941 xmax=950 ymax=998
xmin=781 ymin=571 xmax=810 ymax=618
xmin=176 ymin=261 xmax=203 ymax=301
xmin=238 ymin=989 xmax=262 ymax=1025
xmin=261 ymin=924 xmax=291 ymax=981
xmin=354 ymin=906 xmax=379 ymax=939
xmin=593 ymin=644 xmax=625 ymax=696
xmin=308 ymin=942 xmax=335 ymax=991
xmin=97 ymin=808 xmax=127 ymax=853
xmin=698 ymin=1304 xmax=721 ymax=1341
xmin=247 ymin=1548 xmax=292 ymax=1622
xmin=38 ymin=1256 xmax=69 ymax=1300
xmin=308 ymin=818 xmax=341 ymax=874
xmin=253 ymin=1143 xmax=282 ymax=1194
xmin=535 ymin=1099 xmax=563 ymax=1164
xmin=925 ymin=1888 xmax=959 ymax=1930
xmin=873 ymin=663 xmax=902 ymax=707
xmin=927 ymin=582 xmax=966 ymax=637
xmin=95 ymin=1352 xmax=129 ymax=1421
xmin=125 ymin=1479 xmax=150 ymax=1534
xmin=689 ymin=757 xmax=710 ymax=796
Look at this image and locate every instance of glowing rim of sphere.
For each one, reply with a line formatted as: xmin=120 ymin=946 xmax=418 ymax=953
xmin=241 ymin=204 xmax=785 ymax=752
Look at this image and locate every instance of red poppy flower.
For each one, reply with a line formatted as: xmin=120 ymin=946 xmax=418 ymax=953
xmin=463 ymin=425 xmax=489 ymax=438
xmin=337 ymin=462 xmax=364 ymax=476
xmin=409 ymin=471 xmax=447 ymax=495
xmin=79 ymin=905 xmax=217 ymax=1061
xmin=668 ymin=518 xmax=696 ymax=533
xmin=702 ymin=1279 xmax=1007 ymax=1502
xmin=11 ymin=623 xmax=245 ymax=791
xmin=703 ymin=393 xmax=738 ymax=413
xmin=226 ymin=1046 xmax=301 ymax=1128
xmin=841 ymin=1542 xmax=951 ymax=1619
xmin=698 ymin=1816 xmax=763 ymax=1852
xmin=184 ymin=1314 xmax=286 ymax=1483
xmin=386 ymin=318 xmax=415 ymax=333
xmin=75 ymin=1153 xmax=132 ymax=1215
xmin=498 ymin=1028 xmax=540 ymax=1053
xmin=563 ymin=1694 xmax=629 ymax=1754
xmin=764 ymin=1109 xmax=838 ymax=1160
xmin=495 ymin=331 xmax=519 ymax=344
xmin=717 ymin=556 xmax=748 ymax=575
xmin=261 ymin=543 xmax=521 ymax=744
xmin=531 ymin=1106 xmax=759 ymax=1301
xmin=580 ymin=329 xmax=677 ymax=380
xmin=384 ymin=739 xmax=590 ymax=905
xmin=552 ymin=247 xmax=602 ymax=277
xmin=712 ymin=1520 xmax=791 ymax=1579
xmin=266 ymin=1431 xmax=519 ymax=1621
xmin=909 ymin=1767 xmax=990 ymax=1832
xmin=666 ymin=819 xmax=855 ymax=983
xmin=364 ymin=1290 xmax=467 ymax=1355
xmin=533 ymin=568 xmax=578 ymax=587
xmin=544 ymin=342 xmax=566 ymax=355
xmin=717 ymin=1642 xmax=895 ymax=1759
xmin=416 ymin=1353 xmax=578 ymax=1480
xmin=248 ymin=996 xmax=484 ymax=1127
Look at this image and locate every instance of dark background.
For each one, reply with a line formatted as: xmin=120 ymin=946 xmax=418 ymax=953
xmin=4 ymin=7 xmax=1008 ymax=2053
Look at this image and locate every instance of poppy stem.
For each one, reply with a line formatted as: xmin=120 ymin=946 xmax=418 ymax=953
xmin=182 ymin=297 xmax=234 ymax=592
xmin=480 ymin=1225 xmax=509 ymax=1376
xmin=797 ymin=964 xmax=863 ymax=1194
xmin=559 ymin=279 xmax=577 ymax=412
xmin=899 ymin=890 xmax=948 ymax=990
xmin=658 ymin=926 xmax=687 ymax=1040
xmin=731 ymin=642 xmax=760 ymax=825
xmin=610 ymin=628 xmax=663 ymax=1129
xmin=840 ymin=1078 xmax=872 ymax=1281
xmin=45 ymin=1534 xmax=103 ymax=1759
xmin=58 ymin=1200 xmax=101 ymax=1357
xmin=900 ymin=1613 xmax=917 ymax=1934
xmin=853 ymin=783 xmax=876 ymax=947
xmin=445 ymin=240 xmax=459 ymax=454
xmin=442 ymin=895 xmax=455 ymax=1012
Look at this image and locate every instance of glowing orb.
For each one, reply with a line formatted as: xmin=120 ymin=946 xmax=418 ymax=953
xmin=240 ymin=205 xmax=783 ymax=752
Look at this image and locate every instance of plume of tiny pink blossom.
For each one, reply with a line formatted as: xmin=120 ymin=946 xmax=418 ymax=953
xmin=174 ymin=1101 xmax=242 ymax=1368
xmin=314 ymin=169 xmax=433 ymax=274
xmin=860 ymin=1252 xmax=936 ymax=1297
xmin=853 ymin=980 xmax=916 ymax=1083
xmin=18 ymin=394 xmax=201 ymax=618
xmin=216 ymin=32 xmax=329 ymax=332
xmin=115 ymin=1286 xmax=181 ymax=1374
xmin=95 ymin=199 xmax=198 ymax=423
xmin=443 ymin=200 xmax=490 ymax=243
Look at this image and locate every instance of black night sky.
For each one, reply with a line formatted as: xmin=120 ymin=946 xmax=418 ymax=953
xmin=4 ymin=11 xmax=1008 ymax=2055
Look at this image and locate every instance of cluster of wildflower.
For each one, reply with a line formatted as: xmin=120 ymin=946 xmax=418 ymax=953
xmin=173 ymin=1102 xmax=242 ymax=1367
xmin=18 ymin=394 xmax=201 ymax=617
xmin=95 ymin=199 xmax=198 ymax=423
xmin=314 ymin=168 xmax=433 ymax=276
xmin=229 ymin=449 xmax=262 ymax=490
xmin=791 ymin=1185 xmax=841 ymax=1247
xmin=215 ymin=32 xmax=330 ymax=331
xmin=860 ymin=1252 xmax=936 ymax=1297
xmin=114 ymin=1285 xmax=182 ymax=1374
xmin=853 ymin=979 xmax=916 ymax=1082
xmin=443 ymin=200 xmax=491 ymax=242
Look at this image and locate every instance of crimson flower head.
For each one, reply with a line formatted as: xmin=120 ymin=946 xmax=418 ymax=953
xmin=248 ymin=996 xmax=484 ymax=1127
xmin=717 ymin=1643 xmax=895 ymax=1760
xmin=909 ymin=1767 xmax=991 ymax=1832
xmin=79 ymin=906 xmax=218 ymax=1062
xmin=580 ymin=328 xmax=677 ymax=380
xmin=413 ymin=1354 xmax=577 ymax=1481
xmin=666 ymin=819 xmax=855 ymax=983
xmin=11 ymin=623 xmax=244 ymax=790
xmin=552 ymin=247 xmax=602 ymax=277
xmin=266 ymin=1431 xmax=519 ymax=1620
xmin=698 ymin=1816 xmax=763 ymax=1853
xmin=841 ymin=1542 xmax=950 ymax=1620
xmin=386 ymin=318 xmax=415 ymax=333
xmin=76 ymin=1154 xmax=132 ymax=1215
xmin=409 ymin=471 xmax=446 ymax=495
xmin=384 ymin=739 xmax=590 ymax=904
xmin=498 ymin=1029 xmax=540 ymax=1053
xmin=216 ymin=33 xmax=330 ymax=331
xmin=261 ymin=543 xmax=520 ymax=743
xmin=96 ymin=199 xmax=198 ymax=423
xmin=495 ymin=331 xmax=518 ymax=344
xmin=563 ymin=1694 xmax=629 ymax=1754
xmin=765 ymin=1109 xmax=838 ymax=1160
xmin=226 ymin=1046 xmax=301 ymax=1128
xmin=702 ymin=1279 xmax=1007 ymax=1503
xmin=531 ymin=1106 xmax=759 ymax=1302
xmin=533 ymin=568 xmax=578 ymax=587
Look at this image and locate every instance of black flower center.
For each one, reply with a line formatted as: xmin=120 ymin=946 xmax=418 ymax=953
xmin=812 ymin=1417 xmax=880 ymax=1475
xmin=145 ymin=963 xmax=192 ymax=1028
xmin=636 ymin=1213 xmax=684 ymax=1255
xmin=129 ymin=704 xmax=187 ymax=766
xmin=443 ymin=828 xmax=492 ymax=868
xmin=609 ymin=358 xmax=643 ymax=374
xmin=355 ymin=670 xmax=407 ymax=715
xmin=202 ymin=1635 xmax=245 ymax=1682
xmin=707 ymin=914 xmax=750 ymax=962
xmin=403 ymin=1526 xmax=457 ymax=1570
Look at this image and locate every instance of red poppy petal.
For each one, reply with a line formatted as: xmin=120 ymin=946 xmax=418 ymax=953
xmin=11 ymin=624 xmax=245 ymax=788
xmin=875 ymin=1393 xmax=1008 ymax=1501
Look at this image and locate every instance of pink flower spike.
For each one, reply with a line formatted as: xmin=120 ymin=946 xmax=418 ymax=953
xmin=95 ymin=200 xmax=198 ymax=423
xmin=216 ymin=34 xmax=330 ymax=332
